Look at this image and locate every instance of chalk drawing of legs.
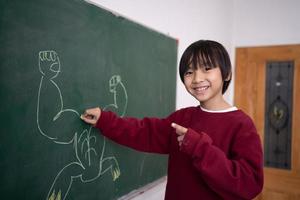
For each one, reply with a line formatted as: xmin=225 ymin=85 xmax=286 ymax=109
xmin=78 ymin=75 xmax=128 ymax=185
xmin=36 ymin=50 xmax=127 ymax=200
xmin=79 ymin=75 xmax=128 ymax=183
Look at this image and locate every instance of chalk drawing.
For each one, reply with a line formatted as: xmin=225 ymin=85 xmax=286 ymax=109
xmin=36 ymin=50 xmax=128 ymax=200
xmin=48 ymin=190 xmax=61 ymax=200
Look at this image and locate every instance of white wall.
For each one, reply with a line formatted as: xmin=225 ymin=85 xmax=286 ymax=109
xmin=233 ymin=0 xmax=300 ymax=47
xmin=87 ymin=0 xmax=234 ymax=109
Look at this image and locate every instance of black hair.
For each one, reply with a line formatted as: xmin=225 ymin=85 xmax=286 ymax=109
xmin=179 ymin=40 xmax=232 ymax=94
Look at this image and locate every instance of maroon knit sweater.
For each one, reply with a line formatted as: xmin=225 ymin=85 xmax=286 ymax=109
xmin=96 ymin=106 xmax=264 ymax=200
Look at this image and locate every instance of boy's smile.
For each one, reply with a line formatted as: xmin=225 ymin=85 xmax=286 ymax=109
xmin=192 ymin=85 xmax=210 ymax=94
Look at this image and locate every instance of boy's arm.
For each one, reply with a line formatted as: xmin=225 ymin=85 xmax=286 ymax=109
xmin=179 ymin=120 xmax=264 ymax=199
xmin=81 ymin=108 xmax=174 ymax=154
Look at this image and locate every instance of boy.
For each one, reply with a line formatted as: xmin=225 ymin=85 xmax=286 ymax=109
xmin=81 ymin=40 xmax=264 ymax=199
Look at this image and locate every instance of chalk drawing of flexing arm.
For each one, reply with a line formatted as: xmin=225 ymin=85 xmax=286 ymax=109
xmin=36 ymin=50 xmax=128 ymax=200
xmin=103 ymin=75 xmax=128 ymax=115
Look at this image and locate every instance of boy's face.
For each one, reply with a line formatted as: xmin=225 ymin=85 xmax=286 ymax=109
xmin=183 ymin=65 xmax=224 ymax=109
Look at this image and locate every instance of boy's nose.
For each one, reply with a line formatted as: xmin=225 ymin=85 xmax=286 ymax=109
xmin=192 ymin=69 xmax=205 ymax=83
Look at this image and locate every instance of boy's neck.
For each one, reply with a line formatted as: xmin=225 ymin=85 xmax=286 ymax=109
xmin=199 ymin=98 xmax=232 ymax=111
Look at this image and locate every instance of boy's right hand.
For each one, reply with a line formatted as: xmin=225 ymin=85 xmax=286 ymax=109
xmin=80 ymin=107 xmax=101 ymax=126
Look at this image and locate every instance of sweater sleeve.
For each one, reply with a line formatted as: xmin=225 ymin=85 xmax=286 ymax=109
xmin=180 ymin=118 xmax=264 ymax=199
xmin=95 ymin=110 xmax=174 ymax=154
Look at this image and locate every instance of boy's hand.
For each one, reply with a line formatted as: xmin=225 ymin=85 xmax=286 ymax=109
xmin=171 ymin=123 xmax=188 ymax=146
xmin=81 ymin=107 xmax=101 ymax=126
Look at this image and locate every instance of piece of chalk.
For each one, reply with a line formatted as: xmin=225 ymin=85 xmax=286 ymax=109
xmin=86 ymin=114 xmax=94 ymax=120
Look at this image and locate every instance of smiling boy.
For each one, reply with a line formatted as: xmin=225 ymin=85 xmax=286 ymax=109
xmin=81 ymin=40 xmax=264 ymax=200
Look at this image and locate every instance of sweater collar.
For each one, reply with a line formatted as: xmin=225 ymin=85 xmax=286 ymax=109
xmin=200 ymin=106 xmax=238 ymax=113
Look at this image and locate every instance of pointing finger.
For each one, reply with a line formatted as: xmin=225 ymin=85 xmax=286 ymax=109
xmin=171 ymin=123 xmax=188 ymax=136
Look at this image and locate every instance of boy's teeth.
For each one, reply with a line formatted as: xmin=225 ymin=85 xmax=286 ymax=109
xmin=195 ymin=86 xmax=208 ymax=91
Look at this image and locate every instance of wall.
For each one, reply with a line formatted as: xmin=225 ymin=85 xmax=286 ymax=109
xmin=233 ymin=0 xmax=300 ymax=47
xmin=87 ymin=0 xmax=234 ymax=109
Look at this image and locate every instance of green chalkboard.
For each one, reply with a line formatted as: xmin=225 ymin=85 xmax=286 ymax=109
xmin=0 ymin=0 xmax=177 ymax=199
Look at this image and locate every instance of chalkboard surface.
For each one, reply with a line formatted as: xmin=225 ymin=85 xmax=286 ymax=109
xmin=0 ymin=0 xmax=177 ymax=199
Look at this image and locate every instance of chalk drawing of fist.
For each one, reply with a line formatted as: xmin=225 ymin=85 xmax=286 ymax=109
xmin=109 ymin=75 xmax=122 ymax=93
xmin=38 ymin=50 xmax=61 ymax=79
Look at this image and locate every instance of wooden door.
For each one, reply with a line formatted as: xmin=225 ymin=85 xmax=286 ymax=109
xmin=234 ymin=45 xmax=300 ymax=200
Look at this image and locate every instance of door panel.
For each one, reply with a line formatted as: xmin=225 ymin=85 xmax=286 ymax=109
xmin=234 ymin=45 xmax=300 ymax=200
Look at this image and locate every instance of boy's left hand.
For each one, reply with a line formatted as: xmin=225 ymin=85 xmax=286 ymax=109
xmin=171 ymin=123 xmax=188 ymax=146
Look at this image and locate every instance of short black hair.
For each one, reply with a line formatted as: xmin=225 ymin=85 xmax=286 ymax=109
xmin=179 ymin=40 xmax=232 ymax=94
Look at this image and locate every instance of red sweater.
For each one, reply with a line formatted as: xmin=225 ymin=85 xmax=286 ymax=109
xmin=96 ymin=106 xmax=264 ymax=200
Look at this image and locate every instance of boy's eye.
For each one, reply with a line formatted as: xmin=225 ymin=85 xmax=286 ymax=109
xmin=184 ymin=70 xmax=193 ymax=76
